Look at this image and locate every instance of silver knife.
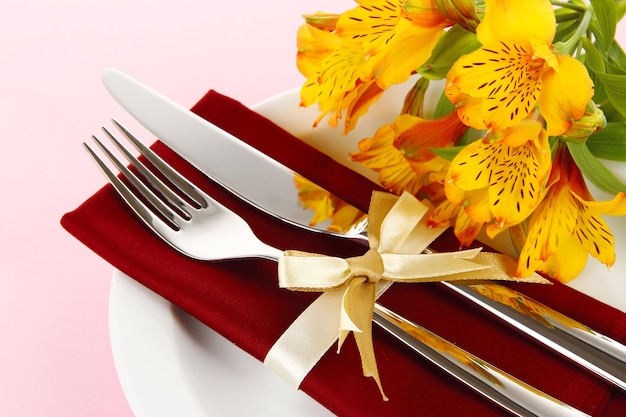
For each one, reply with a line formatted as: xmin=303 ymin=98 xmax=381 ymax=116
xmin=373 ymin=304 xmax=587 ymax=417
xmin=102 ymin=68 xmax=626 ymax=391
xmin=373 ymin=304 xmax=586 ymax=417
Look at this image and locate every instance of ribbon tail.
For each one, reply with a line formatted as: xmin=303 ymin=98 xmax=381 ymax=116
xmin=337 ymin=277 xmax=366 ymax=351
xmin=338 ymin=278 xmax=388 ymax=400
xmin=459 ymin=252 xmax=551 ymax=283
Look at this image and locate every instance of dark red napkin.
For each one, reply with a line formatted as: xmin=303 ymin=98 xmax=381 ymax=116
xmin=61 ymin=89 xmax=626 ymax=416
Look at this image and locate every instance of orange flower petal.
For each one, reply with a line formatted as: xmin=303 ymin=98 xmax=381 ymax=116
xmin=573 ymin=204 xmax=616 ymax=268
xmin=350 ymin=124 xmax=427 ymax=195
xmin=343 ymin=81 xmax=386 ymax=133
xmin=428 ymin=199 xmax=460 ymax=228
xmin=296 ymin=23 xmax=339 ymax=78
xmin=394 ymin=112 xmax=468 ymax=162
xmin=454 ymin=208 xmax=484 ymax=247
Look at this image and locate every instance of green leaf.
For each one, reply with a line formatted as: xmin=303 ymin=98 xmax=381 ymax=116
xmin=616 ymin=0 xmax=626 ymax=21
xmin=586 ymin=122 xmax=626 ymax=160
xmin=590 ymin=71 xmax=609 ymax=103
xmin=555 ymin=8 xmax=582 ymax=23
xmin=607 ymin=40 xmax=626 ymax=74
xmin=607 ymin=60 xmax=626 ymax=75
xmin=430 ymin=145 xmax=465 ymax=161
xmin=418 ymin=25 xmax=480 ymax=80
xmin=554 ymin=13 xmax=580 ymax=43
xmin=567 ymin=142 xmax=626 ymax=193
xmin=596 ymin=73 xmax=626 ymax=118
xmin=581 ymin=37 xmax=606 ymax=74
xmin=554 ymin=16 xmax=581 ymax=43
xmin=590 ymin=0 xmax=617 ymax=52
xmin=598 ymin=101 xmax=626 ymax=123
xmin=433 ymin=92 xmax=456 ymax=119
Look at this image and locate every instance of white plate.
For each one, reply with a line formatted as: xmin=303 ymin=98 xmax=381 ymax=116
xmin=109 ymin=84 xmax=626 ymax=417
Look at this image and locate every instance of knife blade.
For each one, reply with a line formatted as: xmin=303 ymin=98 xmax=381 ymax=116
xmin=101 ymin=70 xmax=357 ymax=238
xmin=102 ymin=68 xmax=626 ymax=391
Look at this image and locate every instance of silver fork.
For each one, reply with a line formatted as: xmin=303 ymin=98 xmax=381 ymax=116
xmin=84 ymin=120 xmax=588 ymax=417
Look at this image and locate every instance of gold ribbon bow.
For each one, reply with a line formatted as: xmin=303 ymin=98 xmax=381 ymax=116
xmin=278 ymin=192 xmax=548 ymax=399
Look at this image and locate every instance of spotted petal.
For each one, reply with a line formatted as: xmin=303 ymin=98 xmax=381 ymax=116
xmin=449 ymin=42 xmax=552 ymax=130
xmin=517 ymin=146 xmax=625 ymax=281
xmin=300 ymin=43 xmax=365 ymax=109
xmin=446 ymin=0 xmax=560 ymax=131
xmin=337 ymin=0 xmax=405 ymax=55
xmin=574 ymin=202 xmax=617 ymax=267
xmin=487 ymin=130 xmax=551 ymax=234
xmin=447 ymin=126 xmax=551 ymax=233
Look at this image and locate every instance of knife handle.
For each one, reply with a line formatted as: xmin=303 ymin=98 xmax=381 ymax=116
xmin=443 ymin=282 xmax=626 ymax=391
xmin=373 ymin=304 xmax=590 ymax=417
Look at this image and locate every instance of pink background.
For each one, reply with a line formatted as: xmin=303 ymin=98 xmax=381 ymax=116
xmin=1 ymin=2 xmax=624 ymax=416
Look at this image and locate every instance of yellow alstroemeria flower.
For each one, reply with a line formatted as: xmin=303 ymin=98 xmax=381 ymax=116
xmin=517 ymin=144 xmax=626 ymax=281
xmin=298 ymin=20 xmax=376 ymax=129
xmin=444 ymin=119 xmax=552 ymax=240
xmin=445 ymin=0 xmax=594 ymax=135
xmin=351 ymin=112 xmax=467 ymax=196
xmin=296 ymin=15 xmax=341 ymax=80
xmin=395 ymin=112 xmax=468 ymax=168
xmin=428 ymin=198 xmax=483 ymax=246
xmin=298 ymin=1 xmax=453 ymax=132
xmin=350 ymin=123 xmax=427 ymax=196
xmin=337 ymin=0 xmax=453 ymax=89
xmin=294 ymin=175 xmax=367 ymax=233
xmin=297 ymin=15 xmax=386 ymax=132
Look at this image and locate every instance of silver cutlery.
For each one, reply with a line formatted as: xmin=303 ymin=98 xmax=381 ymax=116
xmin=85 ymin=120 xmax=588 ymax=417
xmin=101 ymin=68 xmax=626 ymax=391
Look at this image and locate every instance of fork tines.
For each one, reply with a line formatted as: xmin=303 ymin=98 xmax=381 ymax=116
xmin=84 ymin=120 xmax=207 ymax=232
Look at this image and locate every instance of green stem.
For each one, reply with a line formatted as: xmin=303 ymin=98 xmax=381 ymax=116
xmin=551 ymin=0 xmax=587 ymax=13
xmin=553 ymin=8 xmax=593 ymax=55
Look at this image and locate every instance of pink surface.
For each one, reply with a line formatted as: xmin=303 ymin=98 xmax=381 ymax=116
xmin=1 ymin=1 xmax=352 ymax=415
xmin=2 ymin=2 xmax=625 ymax=416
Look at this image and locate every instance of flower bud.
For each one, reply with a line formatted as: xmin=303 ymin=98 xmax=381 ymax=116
xmin=402 ymin=77 xmax=430 ymax=117
xmin=303 ymin=13 xmax=340 ymax=32
xmin=403 ymin=0 xmax=451 ymax=27
xmin=563 ymin=101 xmax=607 ymax=141
xmin=434 ymin=0 xmax=480 ymax=32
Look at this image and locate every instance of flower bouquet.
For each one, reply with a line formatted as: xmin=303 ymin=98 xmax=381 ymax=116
xmin=295 ymin=0 xmax=626 ymax=283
